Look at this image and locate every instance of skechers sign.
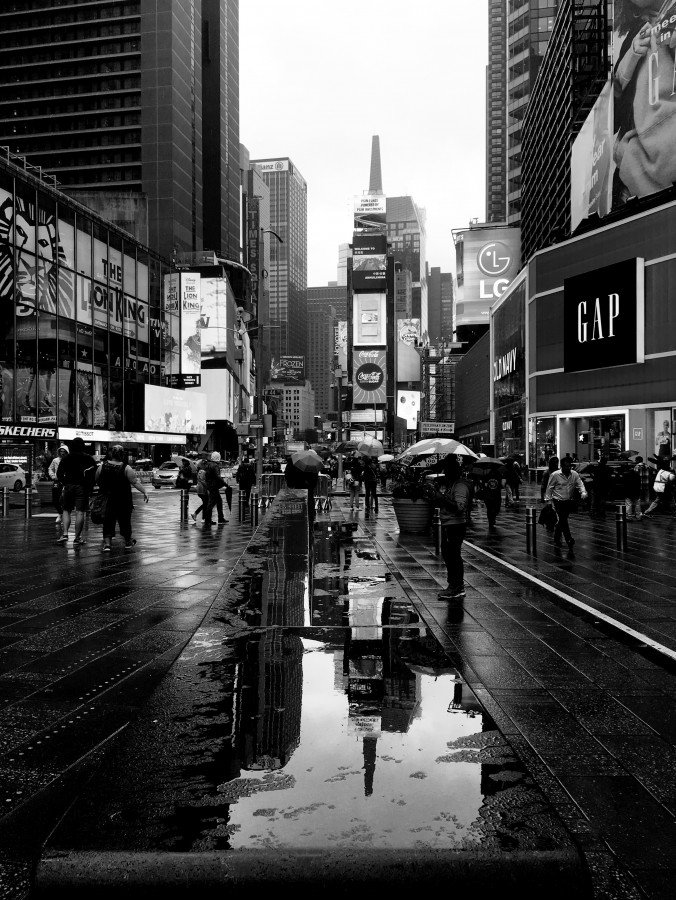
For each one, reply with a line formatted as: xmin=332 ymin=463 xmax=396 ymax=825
xmin=563 ymin=258 xmax=644 ymax=373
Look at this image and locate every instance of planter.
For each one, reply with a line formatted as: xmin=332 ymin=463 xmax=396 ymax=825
xmin=392 ymin=497 xmax=434 ymax=533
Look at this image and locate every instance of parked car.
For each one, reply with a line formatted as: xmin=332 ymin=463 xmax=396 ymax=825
xmin=0 ymin=463 xmax=27 ymax=492
xmin=574 ymin=459 xmax=638 ymax=502
xmin=151 ymin=457 xmax=196 ymax=489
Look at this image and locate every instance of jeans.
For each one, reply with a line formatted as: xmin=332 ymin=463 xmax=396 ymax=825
xmin=625 ymin=497 xmax=642 ymax=518
xmin=440 ymin=524 xmax=467 ymax=592
xmin=364 ymin=482 xmax=378 ymax=512
xmin=204 ymin=488 xmax=224 ymax=523
xmin=349 ymin=483 xmax=361 ymax=508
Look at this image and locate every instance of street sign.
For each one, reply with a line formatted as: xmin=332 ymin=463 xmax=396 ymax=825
xmin=420 ymin=421 xmax=454 ymax=435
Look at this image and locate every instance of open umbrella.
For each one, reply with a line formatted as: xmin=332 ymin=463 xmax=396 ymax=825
xmin=335 ymin=440 xmax=359 ymax=454
xmin=379 ymin=453 xmax=395 ymax=463
xmin=357 ymin=436 xmax=384 ymax=457
xmin=618 ymin=450 xmax=639 ymax=460
xmin=468 ymin=457 xmax=506 ymax=477
xmin=399 ymin=438 xmax=478 ymax=460
xmin=291 ymin=449 xmax=325 ymax=473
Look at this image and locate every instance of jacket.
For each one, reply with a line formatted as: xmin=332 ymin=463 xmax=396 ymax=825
xmin=436 ymin=477 xmax=472 ymax=526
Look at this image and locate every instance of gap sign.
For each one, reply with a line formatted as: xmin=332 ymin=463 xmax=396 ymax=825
xmin=563 ymin=257 xmax=644 ymax=373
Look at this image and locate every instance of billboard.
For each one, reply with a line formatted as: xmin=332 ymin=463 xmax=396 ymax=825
xmin=335 ymin=321 xmax=348 ymax=370
xmin=180 ymin=272 xmax=201 ymax=376
xmin=354 ymin=193 xmax=386 ymax=229
xmin=270 ymin=355 xmax=305 ymax=384
xmin=144 ymin=384 xmax=207 ymax=434
xmin=396 ymin=318 xmax=421 ymax=382
xmin=352 ymin=233 xmax=387 ymax=290
xmin=353 ymin=293 xmax=386 ymax=346
xmin=200 ymin=276 xmax=238 ymax=368
xmin=571 ymin=5 xmax=676 ymax=231
xmin=563 ymin=257 xmax=645 ymax=373
xmin=397 ymin=390 xmax=420 ymax=429
xmin=454 ymin=227 xmax=521 ymax=327
xmin=570 ymin=80 xmax=614 ymax=231
xmin=352 ymin=349 xmax=386 ymax=404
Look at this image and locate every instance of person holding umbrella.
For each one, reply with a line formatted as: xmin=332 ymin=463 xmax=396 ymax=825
xmin=345 ymin=451 xmax=365 ymax=511
xmin=363 ymin=456 xmax=379 ymax=516
xmin=286 ymin=449 xmax=324 ymax=519
xmin=433 ymin=455 xmax=473 ymax=600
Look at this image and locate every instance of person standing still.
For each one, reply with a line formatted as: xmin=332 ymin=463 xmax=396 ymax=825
xmin=56 ymin=437 xmax=97 ymax=545
xmin=480 ymin=471 xmax=503 ymax=532
xmin=201 ymin=452 xmax=227 ymax=526
xmin=363 ymin=457 xmax=379 ymax=516
xmin=434 ymin=456 xmax=473 ymax=600
xmin=48 ymin=444 xmax=69 ymax=531
xmin=622 ymin=462 xmax=643 ymax=520
xmin=544 ymin=456 xmax=588 ymax=549
xmin=634 ymin=455 xmax=651 ymax=507
xmin=346 ymin=452 xmax=365 ymax=510
xmin=236 ymin=458 xmax=256 ymax=506
xmin=96 ymin=444 xmax=148 ymax=551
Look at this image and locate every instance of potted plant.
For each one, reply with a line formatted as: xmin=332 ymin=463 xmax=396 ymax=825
xmin=390 ymin=468 xmax=437 ymax=533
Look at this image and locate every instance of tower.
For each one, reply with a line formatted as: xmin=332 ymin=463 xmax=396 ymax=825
xmin=0 ymin=0 xmax=241 ymax=262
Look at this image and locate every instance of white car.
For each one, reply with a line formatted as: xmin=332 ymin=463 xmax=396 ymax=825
xmin=0 ymin=463 xmax=27 ymax=492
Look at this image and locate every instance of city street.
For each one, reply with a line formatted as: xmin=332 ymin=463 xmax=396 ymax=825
xmin=1 ymin=485 xmax=675 ymax=898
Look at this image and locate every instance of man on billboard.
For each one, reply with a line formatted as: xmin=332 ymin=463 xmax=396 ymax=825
xmin=613 ymin=1 xmax=676 ymax=203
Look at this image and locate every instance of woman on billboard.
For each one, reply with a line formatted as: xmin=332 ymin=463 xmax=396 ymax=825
xmin=613 ymin=1 xmax=676 ymax=203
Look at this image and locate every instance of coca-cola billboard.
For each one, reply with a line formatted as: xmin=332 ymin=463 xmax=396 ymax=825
xmin=352 ymin=349 xmax=386 ymax=404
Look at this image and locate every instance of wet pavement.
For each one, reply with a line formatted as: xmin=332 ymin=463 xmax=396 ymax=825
xmin=1 ymin=484 xmax=675 ymax=897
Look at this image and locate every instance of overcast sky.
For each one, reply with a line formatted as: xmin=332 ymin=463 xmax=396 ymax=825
xmin=240 ymin=0 xmax=489 ymax=287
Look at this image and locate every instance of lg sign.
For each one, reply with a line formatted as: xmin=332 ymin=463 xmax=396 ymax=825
xmin=563 ymin=258 xmax=645 ymax=373
xmin=477 ymin=241 xmax=512 ymax=299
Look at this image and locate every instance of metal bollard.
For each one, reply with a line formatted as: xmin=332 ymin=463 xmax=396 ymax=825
xmin=251 ymin=489 xmax=259 ymax=526
xmin=238 ymin=489 xmax=247 ymax=522
xmin=24 ymin=486 xmax=33 ymax=519
xmin=526 ymin=506 xmax=537 ymax=555
xmin=1 ymin=486 xmax=8 ymax=517
xmin=179 ymin=488 xmax=189 ymax=522
xmin=433 ymin=507 xmax=442 ymax=554
xmin=616 ymin=503 xmax=627 ymax=551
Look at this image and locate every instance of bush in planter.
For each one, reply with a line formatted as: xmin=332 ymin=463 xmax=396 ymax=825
xmin=390 ymin=478 xmax=436 ymax=502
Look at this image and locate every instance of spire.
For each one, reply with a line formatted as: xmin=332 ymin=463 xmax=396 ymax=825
xmin=368 ymin=135 xmax=382 ymax=194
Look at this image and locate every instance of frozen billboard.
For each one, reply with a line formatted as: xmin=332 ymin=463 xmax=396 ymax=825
xmin=571 ymin=2 xmax=676 ymax=231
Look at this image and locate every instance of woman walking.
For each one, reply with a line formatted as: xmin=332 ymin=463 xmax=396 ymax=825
xmin=48 ymin=444 xmax=69 ymax=531
xmin=95 ymin=444 xmax=149 ymax=551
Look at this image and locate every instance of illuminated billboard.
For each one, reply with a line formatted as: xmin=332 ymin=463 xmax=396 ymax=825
xmin=396 ymin=318 xmax=421 ymax=382
xmin=180 ymin=273 xmax=201 ymax=376
xmin=353 ymin=293 xmax=386 ymax=346
xmin=397 ymin=390 xmax=420 ymax=430
xmin=200 ymin=277 xmax=238 ymax=368
xmin=354 ymin=193 xmax=386 ymax=229
xmin=571 ymin=7 xmax=676 ymax=231
xmin=144 ymin=384 xmax=207 ymax=434
xmin=270 ymin=355 xmax=305 ymax=384
xmin=454 ymin=227 xmax=521 ymax=327
xmin=570 ymin=81 xmax=614 ymax=231
xmin=352 ymin=234 xmax=387 ymax=290
xmin=352 ymin=349 xmax=386 ymax=404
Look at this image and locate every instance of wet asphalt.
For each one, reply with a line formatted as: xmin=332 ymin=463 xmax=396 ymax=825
xmin=0 ymin=482 xmax=675 ymax=898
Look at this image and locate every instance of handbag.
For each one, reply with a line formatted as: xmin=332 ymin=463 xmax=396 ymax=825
xmin=89 ymin=492 xmax=109 ymax=525
xmin=538 ymin=503 xmax=557 ymax=528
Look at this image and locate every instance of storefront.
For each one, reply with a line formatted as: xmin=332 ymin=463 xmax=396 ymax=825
xmin=490 ymin=273 xmax=526 ymax=463
xmin=524 ymin=199 xmax=676 ymax=473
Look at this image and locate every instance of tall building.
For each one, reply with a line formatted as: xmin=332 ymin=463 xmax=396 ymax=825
xmin=503 ymin=0 xmax=560 ymax=225
xmin=486 ymin=0 xmax=507 ymax=223
xmin=250 ymin=158 xmax=307 ymax=367
xmin=426 ymin=266 xmax=454 ymax=345
xmin=307 ymin=284 xmax=347 ymax=419
xmin=0 ymin=0 xmax=241 ymax=262
xmin=387 ymin=196 xmax=427 ymax=338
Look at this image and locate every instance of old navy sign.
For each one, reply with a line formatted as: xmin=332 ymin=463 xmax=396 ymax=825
xmin=563 ymin=258 xmax=644 ymax=373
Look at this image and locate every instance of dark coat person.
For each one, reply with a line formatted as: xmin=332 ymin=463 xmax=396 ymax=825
xmin=56 ymin=437 xmax=97 ymax=546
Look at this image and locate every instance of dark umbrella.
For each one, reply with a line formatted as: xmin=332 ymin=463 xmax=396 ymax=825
xmin=468 ymin=457 xmax=506 ymax=477
xmin=335 ymin=440 xmax=359 ymax=454
xmin=291 ymin=449 xmax=325 ymax=473
xmin=618 ymin=450 xmax=639 ymax=460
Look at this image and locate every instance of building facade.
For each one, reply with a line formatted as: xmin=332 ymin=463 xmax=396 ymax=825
xmin=426 ymin=266 xmax=454 ymax=345
xmin=279 ymin=382 xmax=315 ymax=439
xmin=307 ymin=284 xmax=347 ymax=419
xmin=0 ymin=0 xmax=241 ymax=262
xmin=386 ymin=196 xmax=427 ymax=338
xmin=486 ymin=0 xmax=507 ymax=223
xmin=251 ymin=158 xmax=308 ymax=367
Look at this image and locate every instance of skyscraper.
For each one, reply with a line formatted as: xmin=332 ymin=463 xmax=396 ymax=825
xmin=307 ymin=284 xmax=348 ymax=418
xmin=487 ymin=0 xmax=560 ymax=226
xmin=0 ymin=0 xmax=241 ymax=262
xmin=251 ymin=157 xmax=308 ymax=366
xmin=387 ymin=196 xmax=427 ymax=338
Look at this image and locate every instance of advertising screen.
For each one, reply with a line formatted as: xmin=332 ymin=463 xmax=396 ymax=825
xmin=180 ymin=272 xmax=201 ymax=376
xmin=571 ymin=5 xmax=676 ymax=230
xmin=352 ymin=233 xmax=387 ymax=290
xmin=353 ymin=293 xmax=386 ymax=346
xmin=352 ymin=349 xmax=386 ymax=404
xmin=200 ymin=277 xmax=238 ymax=368
xmin=270 ymin=355 xmax=305 ymax=384
xmin=396 ymin=318 xmax=421 ymax=382
xmin=354 ymin=194 xmax=386 ymax=229
xmin=454 ymin=227 xmax=521 ymax=327
xmin=397 ymin=390 xmax=420 ymax=430
xmin=144 ymin=384 xmax=207 ymax=434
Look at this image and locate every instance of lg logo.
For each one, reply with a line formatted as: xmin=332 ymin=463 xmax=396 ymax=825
xmin=477 ymin=241 xmax=512 ymax=299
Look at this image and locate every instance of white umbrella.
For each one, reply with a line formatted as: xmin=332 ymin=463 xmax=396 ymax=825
xmin=356 ymin=436 xmax=384 ymax=457
xmin=379 ymin=453 xmax=395 ymax=463
xmin=399 ymin=438 xmax=478 ymax=459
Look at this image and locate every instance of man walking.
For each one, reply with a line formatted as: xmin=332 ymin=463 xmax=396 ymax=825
xmin=56 ymin=437 xmax=97 ymax=545
xmin=643 ymin=459 xmax=676 ymax=518
xmin=544 ymin=456 xmax=588 ymax=549
xmin=199 ymin=452 xmax=227 ymax=526
xmin=363 ymin=457 xmax=379 ymax=516
xmin=434 ymin=456 xmax=473 ymax=600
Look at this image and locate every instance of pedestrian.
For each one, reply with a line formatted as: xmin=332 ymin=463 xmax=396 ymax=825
xmin=544 ymin=456 xmax=588 ymax=549
xmin=236 ymin=458 xmax=256 ymax=506
xmin=199 ymin=451 xmax=227 ymax=526
xmin=378 ymin=459 xmax=388 ymax=492
xmin=622 ymin=462 xmax=643 ymax=520
xmin=434 ymin=455 xmax=473 ymax=600
xmin=634 ymin=455 xmax=651 ymax=506
xmin=540 ymin=456 xmax=560 ymax=501
xmin=643 ymin=458 xmax=676 ymax=518
xmin=363 ymin=456 xmax=379 ymax=516
xmin=191 ymin=471 xmax=207 ymax=523
xmin=346 ymin=452 xmax=365 ymax=510
xmin=56 ymin=436 xmax=97 ymax=545
xmin=95 ymin=444 xmax=149 ymax=552
xmin=504 ymin=456 xmax=522 ymax=506
xmin=48 ymin=444 xmax=69 ymax=531
xmin=590 ymin=456 xmax=611 ymax=518
xmin=175 ymin=458 xmax=194 ymax=492
xmin=480 ymin=469 xmax=503 ymax=532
